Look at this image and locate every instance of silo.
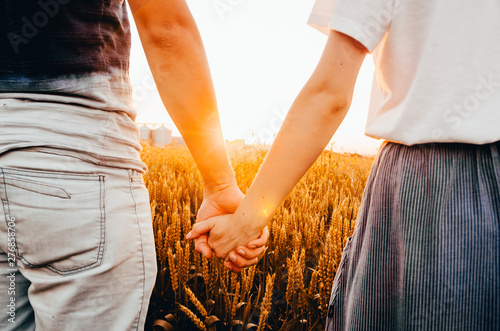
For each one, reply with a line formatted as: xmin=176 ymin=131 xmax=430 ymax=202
xmin=139 ymin=125 xmax=152 ymax=144
xmin=152 ymin=125 xmax=172 ymax=146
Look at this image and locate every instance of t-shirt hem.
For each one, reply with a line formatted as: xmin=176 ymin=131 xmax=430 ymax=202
xmin=328 ymin=15 xmax=380 ymax=53
xmin=308 ymin=13 xmax=380 ymax=53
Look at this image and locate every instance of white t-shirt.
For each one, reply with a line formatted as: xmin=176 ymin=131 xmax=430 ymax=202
xmin=308 ymin=0 xmax=500 ymax=145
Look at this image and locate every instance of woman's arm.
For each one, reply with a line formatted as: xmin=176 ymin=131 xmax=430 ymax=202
xmin=188 ymin=30 xmax=368 ymax=263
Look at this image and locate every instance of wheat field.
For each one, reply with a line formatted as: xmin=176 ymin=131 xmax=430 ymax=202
xmin=141 ymin=144 xmax=374 ymax=331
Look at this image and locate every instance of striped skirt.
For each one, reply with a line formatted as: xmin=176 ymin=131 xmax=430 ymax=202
xmin=326 ymin=141 xmax=500 ymax=330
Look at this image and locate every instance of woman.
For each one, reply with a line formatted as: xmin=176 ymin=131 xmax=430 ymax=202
xmin=188 ymin=0 xmax=500 ymax=329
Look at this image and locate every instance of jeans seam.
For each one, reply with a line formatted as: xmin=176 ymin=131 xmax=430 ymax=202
xmin=129 ymin=169 xmax=146 ymax=331
xmin=0 ymin=168 xmax=11 ymax=217
xmin=2 ymin=177 xmax=71 ymax=199
xmin=0 ymin=168 xmax=16 ymax=258
xmin=1 ymin=167 xmax=100 ymax=181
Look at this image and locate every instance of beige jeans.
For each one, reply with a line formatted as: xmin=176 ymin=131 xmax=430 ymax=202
xmin=0 ymin=147 xmax=157 ymax=330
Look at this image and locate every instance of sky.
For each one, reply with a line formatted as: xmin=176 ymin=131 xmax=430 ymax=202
xmin=128 ymin=0 xmax=382 ymax=155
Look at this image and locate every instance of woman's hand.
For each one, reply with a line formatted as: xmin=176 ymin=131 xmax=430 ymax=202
xmin=226 ymin=226 xmax=269 ymax=271
xmin=194 ymin=184 xmax=269 ymax=272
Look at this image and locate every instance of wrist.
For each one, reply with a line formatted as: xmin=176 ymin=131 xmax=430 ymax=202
xmin=234 ymin=206 xmax=269 ymax=237
xmin=203 ymin=177 xmax=239 ymax=197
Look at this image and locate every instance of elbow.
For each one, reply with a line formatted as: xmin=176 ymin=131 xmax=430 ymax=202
xmin=325 ymin=93 xmax=351 ymax=115
xmin=138 ymin=12 xmax=199 ymax=50
xmin=146 ymin=25 xmax=180 ymax=50
xmin=306 ymin=82 xmax=352 ymax=116
xmin=147 ymin=23 xmax=197 ymax=50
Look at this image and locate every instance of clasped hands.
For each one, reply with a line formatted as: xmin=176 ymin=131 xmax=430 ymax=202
xmin=186 ymin=184 xmax=268 ymax=273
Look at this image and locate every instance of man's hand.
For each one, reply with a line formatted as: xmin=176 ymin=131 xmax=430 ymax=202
xmin=187 ymin=213 xmax=267 ymax=272
xmin=195 ymin=184 xmax=244 ymax=258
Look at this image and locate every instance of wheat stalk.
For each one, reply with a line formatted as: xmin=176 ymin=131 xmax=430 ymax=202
xmin=185 ymin=286 xmax=208 ymax=318
xmin=178 ymin=304 xmax=207 ymax=331
xmin=167 ymin=248 xmax=178 ymax=293
xmin=257 ymin=273 xmax=276 ymax=331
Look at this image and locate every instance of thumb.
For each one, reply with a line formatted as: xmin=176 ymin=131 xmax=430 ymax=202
xmin=247 ymin=226 xmax=269 ymax=248
xmin=186 ymin=217 xmax=217 ymax=240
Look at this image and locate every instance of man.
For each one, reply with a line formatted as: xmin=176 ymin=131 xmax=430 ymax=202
xmin=0 ymin=0 xmax=266 ymax=329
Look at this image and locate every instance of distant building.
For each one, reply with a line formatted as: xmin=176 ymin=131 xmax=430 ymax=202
xmin=137 ymin=123 xmax=249 ymax=150
xmin=139 ymin=125 xmax=152 ymax=144
xmin=152 ymin=125 xmax=172 ymax=146
xmin=136 ymin=123 xmax=173 ymax=147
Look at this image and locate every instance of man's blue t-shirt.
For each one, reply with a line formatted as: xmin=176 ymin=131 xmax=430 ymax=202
xmin=0 ymin=0 xmax=146 ymax=172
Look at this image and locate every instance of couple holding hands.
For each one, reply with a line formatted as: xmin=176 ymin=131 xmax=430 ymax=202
xmin=0 ymin=0 xmax=498 ymax=330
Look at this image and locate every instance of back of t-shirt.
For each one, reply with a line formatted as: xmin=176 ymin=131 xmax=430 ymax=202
xmin=309 ymin=0 xmax=500 ymax=145
xmin=0 ymin=0 xmax=146 ymax=172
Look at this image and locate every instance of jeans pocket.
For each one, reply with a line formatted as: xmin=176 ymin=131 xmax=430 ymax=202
xmin=0 ymin=167 xmax=106 ymax=275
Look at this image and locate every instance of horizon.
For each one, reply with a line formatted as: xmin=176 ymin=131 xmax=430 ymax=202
xmin=129 ymin=0 xmax=382 ymax=155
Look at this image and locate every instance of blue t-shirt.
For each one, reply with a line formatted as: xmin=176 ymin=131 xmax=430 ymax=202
xmin=0 ymin=0 xmax=146 ymax=172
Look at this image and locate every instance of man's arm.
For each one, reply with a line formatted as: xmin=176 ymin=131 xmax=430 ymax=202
xmin=187 ymin=30 xmax=368 ymax=262
xmin=128 ymin=0 xmax=267 ymax=269
xmin=129 ymin=0 xmax=234 ymax=192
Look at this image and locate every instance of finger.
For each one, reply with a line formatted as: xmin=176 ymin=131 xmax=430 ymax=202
xmin=227 ymin=251 xmax=259 ymax=269
xmin=248 ymin=226 xmax=270 ymax=249
xmin=194 ymin=235 xmax=213 ymax=259
xmin=186 ymin=218 xmax=216 ymax=240
xmin=195 ymin=243 xmax=213 ymax=259
xmin=224 ymin=259 xmax=242 ymax=273
xmin=235 ymin=245 xmax=266 ymax=260
xmin=212 ymin=249 xmax=228 ymax=260
xmin=195 ymin=233 xmax=208 ymax=243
